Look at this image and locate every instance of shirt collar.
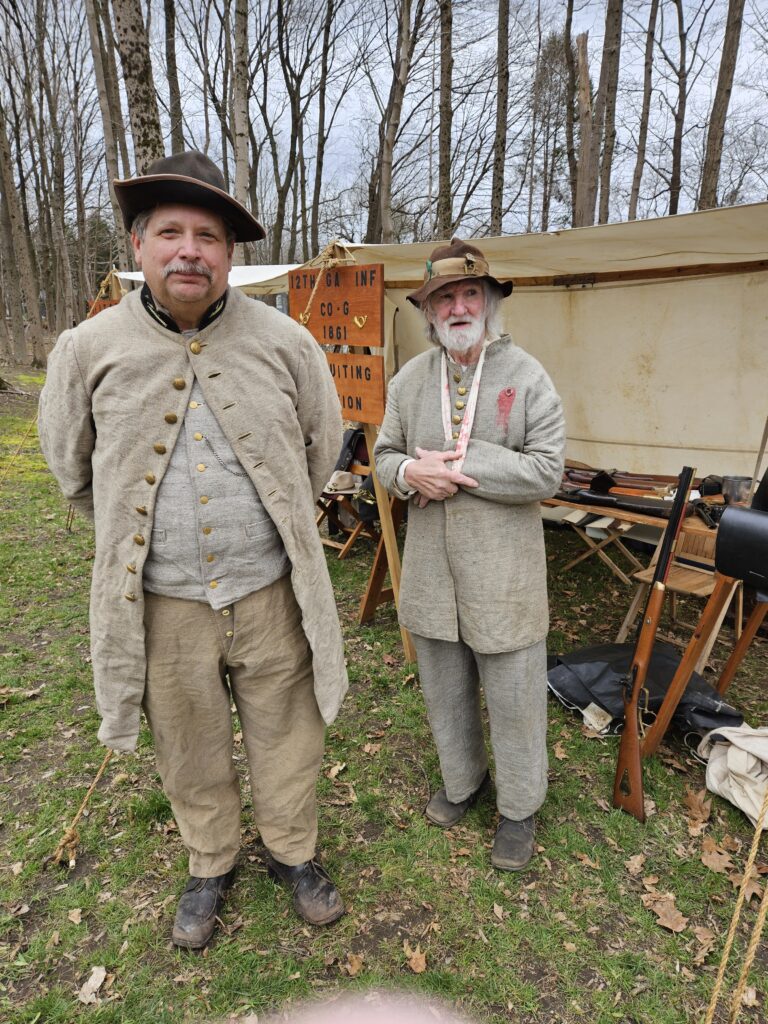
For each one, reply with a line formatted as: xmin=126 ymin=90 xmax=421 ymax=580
xmin=140 ymin=283 xmax=228 ymax=334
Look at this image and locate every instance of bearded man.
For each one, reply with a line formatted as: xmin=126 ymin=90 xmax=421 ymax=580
xmin=39 ymin=152 xmax=347 ymax=947
xmin=374 ymin=238 xmax=565 ymax=871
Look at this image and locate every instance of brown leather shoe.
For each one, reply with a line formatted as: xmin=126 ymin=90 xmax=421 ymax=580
xmin=425 ymin=770 xmax=491 ymax=828
xmin=491 ymin=815 xmax=535 ymax=871
xmin=267 ymin=856 xmax=345 ymax=925
xmin=171 ymin=867 xmax=236 ymax=949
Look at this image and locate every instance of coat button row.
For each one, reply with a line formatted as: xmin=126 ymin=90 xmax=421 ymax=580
xmin=154 ymin=443 xmax=166 ymax=454
xmin=134 ymin=534 xmax=145 ymax=545
xmin=165 ymin=413 xmax=177 ymax=424
xmin=173 ymin=378 xmax=186 ymax=390
xmin=190 ymin=340 xmax=202 ymax=354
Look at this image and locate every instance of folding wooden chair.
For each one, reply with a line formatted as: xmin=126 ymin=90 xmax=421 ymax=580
xmin=316 ymin=433 xmax=380 ymax=559
xmin=616 ymin=520 xmax=742 ymax=671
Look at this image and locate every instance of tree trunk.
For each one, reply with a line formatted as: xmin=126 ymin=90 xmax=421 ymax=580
xmin=490 ymin=0 xmax=509 ymax=236
xmin=436 ymin=0 xmax=452 ymax=238
xmin=231 ymin=0 xmax=251 ymax=265
xmin=310 ymin=0 xmax=335 ymax=257
xmin=669 ymin=0 xmax=687 ymax=215
xmin=0 ymin=191 xmax=26 ymax=363
xmin=112 ymin=0 xmax=165 ymax=171
xmin=381 ymin=0 xmax=412 ymax=243
xmin=563 ymin=0 xmax=578 ymax=225
xmin=628 ymin=0 xmax=659 ymax=220
xmin=98 ymin=0 xmax=132 ymax=176
xmin=0 ymin=101 xmax=46 ymax=365
xmin=597 ymin=0 xmax=622 ymax=224
xmin=164 ymin=0 xmax=185 ymax=153
xmin=698 ymin=0 xmax=745 ymax=209
xmin=573 ymin=33 xmax=594 ymax=228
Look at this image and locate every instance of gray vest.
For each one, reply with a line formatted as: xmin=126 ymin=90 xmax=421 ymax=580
xmin=143 ymin=377 xmax=290 ymax=609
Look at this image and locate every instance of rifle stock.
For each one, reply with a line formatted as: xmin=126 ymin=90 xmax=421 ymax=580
xmin=611 ymin=465 xmax=696 ymax=822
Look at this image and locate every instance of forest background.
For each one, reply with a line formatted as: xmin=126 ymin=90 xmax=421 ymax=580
xmin=0 ymin=0 xmax=765 ymax=367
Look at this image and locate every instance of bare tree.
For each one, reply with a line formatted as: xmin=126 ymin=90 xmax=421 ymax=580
xmin=111 ymin=0 xmax=165 ymax=170
xmin=436 ymin=0 xmax=453 ymax=237
xmin=490 ymin=0 xmax=509 ymax=235
xmin=164 ymin=0 xmax=185 ymax=153
xmin=628 ymin=0 xmax=660 ymax=220
xmin=698 ymin=0 xmax=746 ymax=209
xmin=597 ymin=0 xmax=623 ymax=223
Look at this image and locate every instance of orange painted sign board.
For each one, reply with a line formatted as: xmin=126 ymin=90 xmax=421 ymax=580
xmin=326 ymin=352 xmax=386 ymax=425
xmin=288 ymin=264 xmax=384 ymax=347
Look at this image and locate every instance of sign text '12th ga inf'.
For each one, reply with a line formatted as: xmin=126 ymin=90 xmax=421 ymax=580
xmin=288 ymin=264 xmax=384 ymax=348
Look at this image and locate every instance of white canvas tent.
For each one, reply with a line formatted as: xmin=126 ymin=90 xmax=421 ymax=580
xmin=117 ymin=203 xmax=768 ymax=476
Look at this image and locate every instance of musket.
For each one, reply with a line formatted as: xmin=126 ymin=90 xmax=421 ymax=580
xmin=612 ymin=465 xmax=697 ymax=822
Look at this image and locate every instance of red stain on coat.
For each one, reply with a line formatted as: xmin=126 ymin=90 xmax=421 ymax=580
xmin=496 ymin=386 xmax=516 ymax=429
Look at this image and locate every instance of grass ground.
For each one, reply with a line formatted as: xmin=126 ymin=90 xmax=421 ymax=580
xmin=2 ymin=369 xmax=768 ymax=1024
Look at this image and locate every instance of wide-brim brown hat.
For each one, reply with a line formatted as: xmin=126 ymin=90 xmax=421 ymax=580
xmin=113 ymin=151 xmax=266 ymax=243
xmin=407 ymin=236 xmax=512 ymax=307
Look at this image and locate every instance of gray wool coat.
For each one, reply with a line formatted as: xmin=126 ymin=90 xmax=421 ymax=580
xmin=374 ymin=335 xmax=565 ymax=652
xmin=38 ymin=288 xmax=348 ymax=751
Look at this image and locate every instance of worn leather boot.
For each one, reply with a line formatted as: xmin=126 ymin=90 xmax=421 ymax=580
xmin=491 ymin=815 xmax=535 ymax=871
xmin=171 ymin=867 xmax=236 ymax=949
xmin=267 ymin=856 xmax=345 ymax=925
xmin=425 ymin=770 xmax=491 ymax=828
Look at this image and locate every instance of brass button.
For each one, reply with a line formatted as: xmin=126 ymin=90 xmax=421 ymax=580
xmin=455 ymin=401 xmax=465 ymax=410
xmin=225 ymin=630 xmax=234 ymax=638
xmin=153 ymin=443 xmax=166 ymax=454
xmin=173 ymin=378 xmax=186 ymax=390
xmin=135 ymin=505 xmax=147 ymax=515
xmin=453 ymin=373 xmax=461 ymax=383
xmin=190 ymin=341 xmax=202 ymax=354
xmin=209 ymin=580 xmax=218 ymax=589
xmin=202 ymin=526 xmax=212 ymax=535
xmin=457 ymin=386 xmax=468 ymax=396
xmin=452 ymin=414 xmax=462 ymax=425
xmin=124 ymin=593 xmax=137 ymax=602
xmin=189 ymin=401 xmax=199 ymax=409
xmin=145 ymin=472 xmax=156 ymax=485
xmin=126 ymin=563 xmax=137 ymax=574
xmin=133 ymin=534 xmax=145 ymax=545
xmin=194 ymin=432 xmax=203 ymax=441
xmin=221 ymin=609 xmax=230 ymax=616
xmin=197 ymin=463 xmax=206 ymax=472
xmin=206 ymin=554 xmax=215 ymax=563
xmin=164 ymin=413 xmax=177 ymax=424
xmin=452 ymin=431 xmax=459 ymax=439
xmin=200 ymin=496 xmax=209 ymax=504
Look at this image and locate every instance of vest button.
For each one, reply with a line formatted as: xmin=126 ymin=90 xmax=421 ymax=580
xmin=452 ymin=414 xmax=462 ymax=425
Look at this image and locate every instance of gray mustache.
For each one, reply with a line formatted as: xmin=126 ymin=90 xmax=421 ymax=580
xmin=163 ymin=261 xmax=213 ymax=281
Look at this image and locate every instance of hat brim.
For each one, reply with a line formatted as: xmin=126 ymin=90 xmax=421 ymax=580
xmin=113 ymin=173 xmax=266 ymax=243
xmin=407 ymin=273 xmax=513 ymax=308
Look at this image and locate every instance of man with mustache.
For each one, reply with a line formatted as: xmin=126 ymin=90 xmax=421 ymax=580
xmin=374 ymin=238 xmax=565 ymax=871
xmin=38 ymin=152 xmax=348 ymax=947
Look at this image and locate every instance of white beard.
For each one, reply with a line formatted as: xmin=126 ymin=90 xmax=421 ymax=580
xmin=434 ymin=314 xmax=486 ymax=356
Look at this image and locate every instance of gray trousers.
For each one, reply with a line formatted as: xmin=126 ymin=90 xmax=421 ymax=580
xmin=412 ymin=634 xmax=548 ymax=821
xmin=142 ymin=575 xmax=325 ymax=877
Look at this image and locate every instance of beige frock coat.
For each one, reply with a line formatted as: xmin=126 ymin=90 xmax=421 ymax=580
xmin=38 ymin=288 xmax=348 ymax=751
xmin=374 ymin=335 xmax=565 ymax=650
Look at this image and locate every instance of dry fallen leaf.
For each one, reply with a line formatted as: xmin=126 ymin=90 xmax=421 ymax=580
xmin=625 ymin=854 xmax=646 ymax=877
xmin=383 ymin=653 xmax=397 ymax=666
xmin=362 ymin=743 xmax=381 ymax=755
xmin=492 ymin=903 xmax=504 ymax=921
xmin=701 ymin=837 xmax=734 ymax=875
xmin=692 ymin=925 xmax=716 ymax=964
xmin=684 ymin=787 xmax=712 ymax=824
xmin=575 ymin=852 xmax=600 ymax=870
xmin=11 ymin=861 xmax=23 ymax=876
xmin=403 ymin=940 xmax=427 ymax=974
xmin=729 ymin=868 xmax=764 ymax=903
xmin=77 ymin=965 xmax=107 ymax=1005
xmin=68 ymin=909 xmax=83 ymax=925
xmin=554 ymin=741 xmax=568 ymax=761
xmin=327 ymin=762 xmax=346 ymax=780
xmin=641 ymin=891 xmax=688 ymax=933
xmin=741 ymin=986 xmax=759 ymax=1008
xmin=46 ymin=930 xmax=60 ymax=949
xmin=563 ymin=942 xmax=577 ymax=952
xmin=344 ymin=953 xmax=364 ymax=977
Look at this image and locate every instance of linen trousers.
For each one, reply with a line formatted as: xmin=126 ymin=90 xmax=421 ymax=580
xmin=412 ymin=633 xmax=548 ymax=821
xmin=142 ymin=574 xmax=325 ymax=877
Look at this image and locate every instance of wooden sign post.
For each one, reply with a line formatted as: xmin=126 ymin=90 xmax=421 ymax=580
xmin=289 ymin=264 xmax=415 ymax=662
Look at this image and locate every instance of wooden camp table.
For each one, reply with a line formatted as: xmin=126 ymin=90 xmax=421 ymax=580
xmin=542 ymin=496 xmax=666 ymax=585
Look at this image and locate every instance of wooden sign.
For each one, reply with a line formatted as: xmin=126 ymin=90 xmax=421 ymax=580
xmin=326 ymin=352 xmax=385 ymax=425
xmin=288 ymin=264 xmax=384 ymax=347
